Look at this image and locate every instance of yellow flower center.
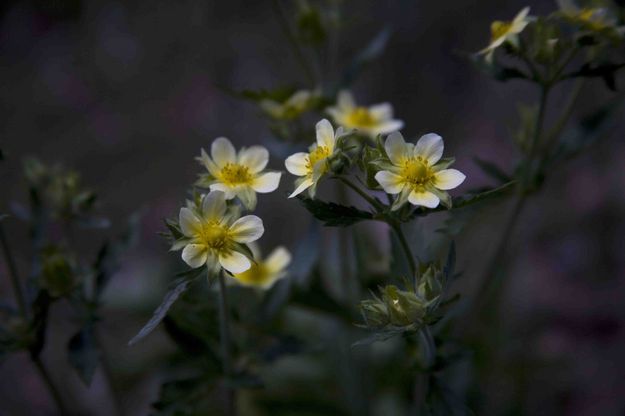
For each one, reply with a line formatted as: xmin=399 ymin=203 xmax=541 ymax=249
xmin=197 ymin=221 xmax=231 ymax=252
xmin=219 ymin=163 xmax=253 ymax=186
xmin=400 ymin=158 xmax=434 ymax=191
xmin=306 ymin=146 xmax=331 ymax=174
xmin=234 ymin=263 xmax=270 ymax=286
xmin=490 ymin=20 xmax=513 ymax=41
xmin=345 ymin=107 xmax=376 ymax=127
xmin=576 ymin=8 xmax=608 ymax=30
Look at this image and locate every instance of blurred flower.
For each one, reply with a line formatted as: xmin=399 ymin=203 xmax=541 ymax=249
xmin=173 ymin=191 xmax=264 ymax=274
xmin=326 ymin=90 xmax=403 ymax=139
xmin=374 ymin=132 xmax=465 ymax=210
xmin=40 ymin=246 xmax=77 ymax=298
xmin=479 ymin=7 xmax=531 ymax=62
xmin=231 ymin=243 xmax=291 ymax=289
xmin=361 ymin=285 xmax=427 ymax=328
xmin=285 ymin=118 xmax=343 ymax=198
xmin=557 ymin=0 xmax=622 ymax=34
xmin=196 ymin=138 xmax=281 ymax=210
xmin=259 ymin=89 xmax=318 ymax=120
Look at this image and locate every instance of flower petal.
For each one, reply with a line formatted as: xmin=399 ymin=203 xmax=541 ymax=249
xmin=372 ymin=120 xmax=404 ymax=136
xmin=211 ymin=137 xmax=236 ymax=167
xmin=369 ymin=103 xmax=392 ymax=120
xmin=289 ymin=177 xmax=314 ymax=198
xmin=408 ymin=190 xmax=440 ymax=208
xmin=229 ymin=215 xmax=264 ymax=243
xmin=265 ymin=246 xmax=291 ymax=274
xmin=201 ymin=191 xmax=227 ymax=220
xmin=337 ymin=90 xmax=355 ymax=110
xmin=197 ymin=148 xmax=220 ymax=176
xmin=375 ymin=171 xmax=404 ymax=194
xmin=385 ymin=131 xmax=408 ymax=165
xmin=252 ymin=172 xmax=281 ymax=193
xmin=414 ymin=133 xmax=444 ymax=164
xmin=238 ymin=146 xmax=269 ymax=173
xmin=219 ymin=251 xmax=251 ymax=274
xmin=434 ymin=169 xmax=466 ymax=190
xmin=179 ymin=207 xmax=201 ymax=237
xmin=181 ymin=244 xmax=208 ymax=268
xmin=316 ymin=119 xmax=336 ymax=150
xmin=285 ymin=152 xmax=309 ymax=176
xmin=209 ymin=183 xmax=236 ymax=199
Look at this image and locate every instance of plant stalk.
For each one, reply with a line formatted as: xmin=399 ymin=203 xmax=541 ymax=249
xmin=0 ymin=222 xmax=28 ymax=317
xmin=32 ymin=355 xmax=70 ymax=415
xmin=217 ymin=272 xmax=236 ymax=416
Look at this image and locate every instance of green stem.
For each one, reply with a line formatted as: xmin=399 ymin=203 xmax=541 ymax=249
xmin=217 ymin=272 xmax=236 ymax=416
xmin=95 ymin=332 xmax=125 ymax=416
xmin=0 ymin=222 xmax=28 ymax=317
xmin=271 ymin=0 xmax=316 ymax=85
xmin=336 ymin=176 xmax=384 ymax=211
xmin=390 ymin=222 xmax=417 ymax=279
xmin=32 ymin=355 xmax=70 ymax=415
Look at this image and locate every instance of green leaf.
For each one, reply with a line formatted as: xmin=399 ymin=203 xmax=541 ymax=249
xmin=339 ymin=28 xmax=391 ymax=88
xmin=67 ymin=325 xmax=100 ymax=386
xmin=473 ymin=157 xmax=511 ymax=184
xmin=128 ymin=278 xmax=193 ymax=346
xmin=296 ymin=5 xmax=326 ymax=46
xmin=567 ymin=61 xmax=625 ymax=91
xmin=296 ymin=196 xmax=373 ymax=227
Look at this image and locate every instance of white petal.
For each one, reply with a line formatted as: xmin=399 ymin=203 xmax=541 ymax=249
xmin=209 ymin=183 xmax=236 ymax=199
xmin=179 ymin=207 xmax=201 ymax=237
xmin=229 ymin=215 xmax=264 ymax=243
xmin=219 ymin=251 xmax=251 ymax=274
xmin=238 ymin=146 xmax=269 ymax=173
xmin=316 ymin=119 xmax=335 ymax=150
xmin=252 ymin=172 xmax=281 ymax=193
xmin=265 ymin=246 xmax=291 ymax=274
xmin=236 ymin=187 xmax=257 ymax=210
xmin=289 ymin=177 xmax=314 ymax=198
xmin=408 ymin=190 xmax=440 ymax=208
xmin=385 ymin=131 xmax=408 ymax=165
xmin=372 ymin=120 xmax=404 ymax=136
xmin=369 ymin=103 xmax=392 ymax=120
xmin=414 ymin=133 xmax=444 ymax=165
xmin=181 ymin=244 xmax=208 ymax=268
xmin=337 ymin=90 xmax=355 ymax=110
xmin=434 ymin=169 xmax=466 ymax=190
xmin=285 ymin=152 xmax=309 ymax=176
xmin=197 ymin=148 xmax=220 ymax=176
xmin=375 ymin=171 xmax=404 ymax=194
xmin=201 ymin=191 xmax=227 ymax=220
xmin=211 ymin=137 xmax=236 ymax=167
xmin=515 ymin=6 xmax=530 ymax=22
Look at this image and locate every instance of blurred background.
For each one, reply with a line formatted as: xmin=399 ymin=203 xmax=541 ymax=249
xmin=1 ymin=0 xmax=625 ymax=415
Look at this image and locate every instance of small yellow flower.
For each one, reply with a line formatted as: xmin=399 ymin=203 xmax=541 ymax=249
xmin=259 ymin=89 xmax=317 ymax=120
xmin=557 ymin=0 xmax=620 ymax=33
xmin=479 ymin=7 xmax=531 ymax=62
xmin=375 ymin=132 xmax=465 ymax=210
xmin=326 ymin=91 xmax=403 ymax=139
xmin=174 ymin=191 xmax=264 ymax=274
xmin=231 ymin=244 xmax=291 ymax=289
xmin=285 ymin=119 xmax=343 ymax=198
xmin=197 ymin=137 xmax=282 ymax=210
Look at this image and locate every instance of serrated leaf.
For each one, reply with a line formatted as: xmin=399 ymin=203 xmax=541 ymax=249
xmin=128 ymin=278 xmax=192 ymax=346
xmin=296 ymin=196 xmax=373 ymax=226
xmin=567 ymin=61 xmax=625 ymax=91
xmin=67 ymin=325 xmax=100 ymax=386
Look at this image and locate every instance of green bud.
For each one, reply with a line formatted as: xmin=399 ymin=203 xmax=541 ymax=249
xmin=41 ymin=246 xmax=77 ymax=298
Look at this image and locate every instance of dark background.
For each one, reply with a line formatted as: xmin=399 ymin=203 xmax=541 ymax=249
xmin=1 ymin=0 xmax=624 ymax=414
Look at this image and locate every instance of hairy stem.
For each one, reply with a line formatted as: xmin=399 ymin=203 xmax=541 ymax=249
xmin=217 ymin=272 xmax=236 ymax=415
xmin=390 ymin=222 xmax=417 ymax=279
xmin=336 ymin=176 xmax=384 ymax=211
xmin=32 ymin=355 xmax=70 ymax=415
xmin=0 ymin=222 xmax=28 ymax=317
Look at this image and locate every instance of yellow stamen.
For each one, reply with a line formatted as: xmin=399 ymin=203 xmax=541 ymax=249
xmin=491 ymin=20 xmax=513 ymax=41
xmin=306 ymin=146 xmax=331 ymax=174
xmin=400 ymin=158 xmax=434 ymax=191
xmin=219 ymin=163 xmax=253 ymax=186
xmin=197 ymin=221 xmax=231 ymax=253
xmin=234 ymin=263 xmax=270 ymax=285
xmin=345 ymin=107 xmax=376 ymax=127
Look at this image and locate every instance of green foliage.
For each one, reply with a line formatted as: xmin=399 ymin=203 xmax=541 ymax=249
xmin=296 ymin=195 xmax=374 ymax=226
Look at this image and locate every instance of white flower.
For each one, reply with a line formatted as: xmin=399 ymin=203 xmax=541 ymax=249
xmin=557 ymin=0 xmax=620 ymax=33
xmin=479 ymin=7 xmax=532 ymax=62
xmin=285 ymin=118 xmax=343 ymax=198
xmin=197 ymin=138 xmax=281 ymax=210
xmin=326 ymin=91 xmax=403 ymax=139
xmin=173 ymin=191 xmax=264 ymax=274
xmin=259 ymin=89 xmax=317 ymax=120
xmin=374 ymin=132 xmax=466 ymax=210
xmin=231 ymin=243 xmax=291 ymax=289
